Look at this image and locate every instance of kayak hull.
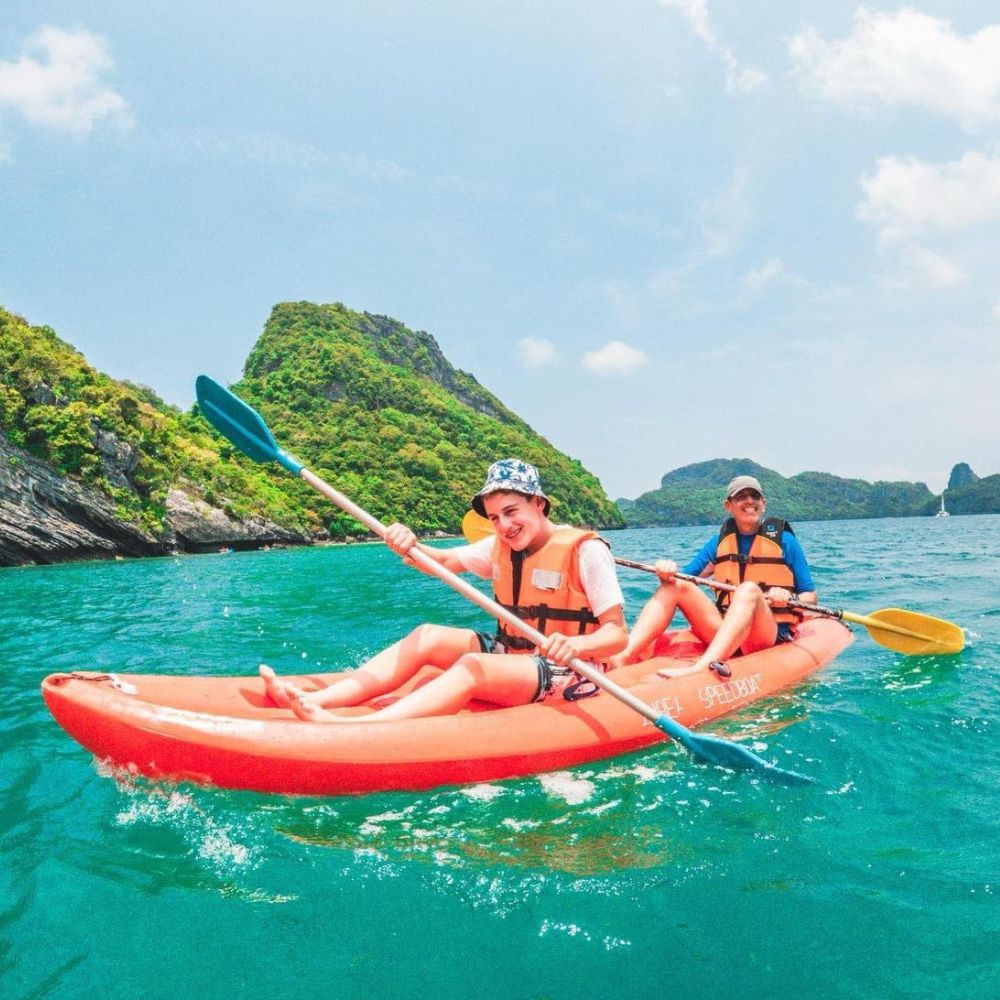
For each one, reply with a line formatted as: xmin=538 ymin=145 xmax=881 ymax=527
xmin=41 ymin=617 xmax=852 ymax=795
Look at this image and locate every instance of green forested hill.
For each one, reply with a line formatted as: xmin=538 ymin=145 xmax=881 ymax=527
xmin=0 ymin=302 xmax=623 ymax=554
xmin=5 ymin=299 xmax=991 ymax=555
xmin=228 ymin=301 xmax=624 ymax=535
xmin=618 ymin=458 xmax=990 ymax=526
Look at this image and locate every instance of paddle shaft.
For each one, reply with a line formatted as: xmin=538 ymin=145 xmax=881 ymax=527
xmin=301 ymin=470 xmax=665 ymax=726
xmin=196 ymin=376 xmax=823 ymax=779
xmin=612 ymin=556 xmax=940 ymax=644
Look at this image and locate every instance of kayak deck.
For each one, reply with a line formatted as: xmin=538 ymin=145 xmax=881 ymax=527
xmin=41 ymin=617 xmax=853 ymax=795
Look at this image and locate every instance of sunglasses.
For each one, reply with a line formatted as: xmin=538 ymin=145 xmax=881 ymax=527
xmin=729 ymin=490 xmax=763 ymax=502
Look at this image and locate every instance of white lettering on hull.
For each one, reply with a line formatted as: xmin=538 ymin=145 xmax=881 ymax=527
xmin=643 ymin=696 xmax=682 ymax=723
xmin=641 ymin=673 xmax=765 ymax=726
xmin=698 ymin=673 xmax=764 ymax=709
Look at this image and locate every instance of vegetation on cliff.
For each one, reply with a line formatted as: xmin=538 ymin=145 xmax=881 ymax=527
xmin=228 ymin=301 xmax=624 ymax=536
xmin=939 ymin=473 xmax=1000 ymax=515
xmin=4 ymin=299 xmax=993 ymax=550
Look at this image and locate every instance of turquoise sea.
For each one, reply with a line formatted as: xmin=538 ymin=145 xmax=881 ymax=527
xmin=2 ymin=516 xmax=998 ymax=998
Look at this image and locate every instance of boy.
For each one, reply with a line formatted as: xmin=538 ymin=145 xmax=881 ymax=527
xmin=262 ymin=458 xmax=627 ymax=721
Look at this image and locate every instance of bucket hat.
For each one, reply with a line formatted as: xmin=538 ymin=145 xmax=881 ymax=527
xmin=471 ymin=458 xmax=551 ymax=517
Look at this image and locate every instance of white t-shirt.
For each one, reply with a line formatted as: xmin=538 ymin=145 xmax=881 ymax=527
xmin=453 ymin=531 xmax=624 ymax=618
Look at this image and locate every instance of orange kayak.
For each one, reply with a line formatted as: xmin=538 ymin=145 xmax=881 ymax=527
xmin=41 ymin=617 xmax=852 ymax=795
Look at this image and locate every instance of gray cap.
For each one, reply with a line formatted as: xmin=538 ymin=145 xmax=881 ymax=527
xmin=726 ymin=475 xmax=764 ymax=499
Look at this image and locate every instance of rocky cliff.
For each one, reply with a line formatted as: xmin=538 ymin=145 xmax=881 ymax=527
xmin=0 ymin=431 xmax=168 ymax=564
xmin=0 ymin=431 xmax=309 ymax=565
xmin=0 ymin=305 xmax=317 ymax=566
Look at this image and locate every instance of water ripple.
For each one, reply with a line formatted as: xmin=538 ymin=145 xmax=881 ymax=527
xmin=2 ymin=519 xmax=999 ymax=998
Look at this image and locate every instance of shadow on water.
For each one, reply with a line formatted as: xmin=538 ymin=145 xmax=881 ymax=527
xmin=20 ymin=954 xmax=88 ymax=1000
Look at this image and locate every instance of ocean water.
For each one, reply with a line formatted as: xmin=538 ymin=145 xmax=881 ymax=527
xmin=2 ymin=517 xmax=997 ymax=999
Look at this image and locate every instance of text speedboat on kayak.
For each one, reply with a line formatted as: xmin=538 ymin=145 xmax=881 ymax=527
xmin=42 ymin=617 xmax=852 ymax=796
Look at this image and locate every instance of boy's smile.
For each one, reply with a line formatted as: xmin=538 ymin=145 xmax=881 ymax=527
xmin=483 ymin=493 xmax=551 ymax=554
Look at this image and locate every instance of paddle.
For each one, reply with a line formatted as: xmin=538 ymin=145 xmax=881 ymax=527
xmin=614 ymin=558 xmax=964 ymax=655
xmin=462 ymin=510 xmax=964 ymax=656
xmin=196 ymin=375 xmax=813 ymax=785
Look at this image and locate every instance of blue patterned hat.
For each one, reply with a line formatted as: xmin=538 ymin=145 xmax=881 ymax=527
xmin=472 ymin=458 xmax=551 ymax=517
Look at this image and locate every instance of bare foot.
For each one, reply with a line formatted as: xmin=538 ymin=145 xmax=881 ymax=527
xmin=291 ymin=695 xmax=347 ymax=723
xmin=655 ymin=662 xmax=705 ymax=679
xmin=607 ymin=653 xmax=636 ymax=671
xmin=260 ymin=664 xmax=306 ymax=708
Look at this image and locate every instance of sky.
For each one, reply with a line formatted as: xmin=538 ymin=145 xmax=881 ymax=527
xmin=2 ymin=2 xmax=999 ymax=500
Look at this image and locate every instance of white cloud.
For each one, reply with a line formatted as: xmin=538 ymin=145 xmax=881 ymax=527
xmin=157 ymin=127 xmax=412 ymax=181
xmin=582 ymin=340 xmax=647 ymax=375
xmin=790 ymin=7 xmax=1000 ymax=128
xmin=727 ymin=63 xmax=767 ymax=94
xmin=659 ymin=0 xmax=766 ymax=94
xmin=0 ymin=26 xmax=132 ymax=137
xmin=661 ymin=0 xmax=712 ymax=43
xmin=517 ymin=337 xmax=557 ymax=368
xmin=993 ymin=299 xmax=1000 ymax=320
xmin=740 ymin=257 xmax=805 ymax=291
xmin=648 ymin=158 xmax=751 ymax=294
xmin=858 ymin=149 xmax=1000 ymax=240
xmin=900 ymin=244 xmax=967 ymax=289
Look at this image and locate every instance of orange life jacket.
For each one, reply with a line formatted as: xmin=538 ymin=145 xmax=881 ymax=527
xmin=491 ymin=526 xmax=603 ymax=652
xmin=713 ymin=517 xmax=800 ymax=626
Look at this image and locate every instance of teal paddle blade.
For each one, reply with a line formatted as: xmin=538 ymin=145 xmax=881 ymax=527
xmin=195 ymin=375 xmax=303 ymax=474
xmin=653 ymin=714 xmax=815 ymax=786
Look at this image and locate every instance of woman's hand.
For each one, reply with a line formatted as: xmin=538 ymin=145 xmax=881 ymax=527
xmin=766 ymin=586 xmax=793 ymax=608
xmin=654 ymin=559 xmax=677 ymax=584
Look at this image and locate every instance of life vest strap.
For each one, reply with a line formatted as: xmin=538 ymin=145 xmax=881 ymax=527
xmin=494 ymin=602 xmax=600 ymax=649
xmin=498 ymin=603 xmax=600 ymax=625
xmin=714 ymin=553 xmax=788 ymax=566
xmin=494 ymin=633 xmax=538 ymax=652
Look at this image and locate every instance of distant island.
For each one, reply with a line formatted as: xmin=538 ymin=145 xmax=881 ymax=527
xmin=618 ymin=458 xmax=1000 ymax=527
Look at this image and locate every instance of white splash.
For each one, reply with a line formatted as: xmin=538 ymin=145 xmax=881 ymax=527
xmin=113 ymin=785 xmax=258 ymax=874
xmin=461 ymin=783 xmax=506 ymax=802
xmin=539 ymin=771 xmax=596 ymax=805
xmin=539 ymin=918 xmax=591 ymax=941
xmin=583 ymin=798 xmax=621 ymax=817
xmin=501 ymin=817 xmax=541 ymax=832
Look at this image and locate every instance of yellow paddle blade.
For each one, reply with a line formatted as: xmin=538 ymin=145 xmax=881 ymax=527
xmin=461 ymin=509 xmax=494 ymax=543
xmin=843 ymin=608 xmax=965 ymax=656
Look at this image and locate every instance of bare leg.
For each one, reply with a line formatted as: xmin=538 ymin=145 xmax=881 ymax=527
xmin=292 ymin=652 xmax=540 ymax=723
xmin=613 ymin=586 xmax=679 ymax=666
xmin=657 ymin=582 xmax=776 ymax=678
xmin=610 ymin=578 xmax=723 ymax=677
xmin=262 ymin=624 xmax=481 ymax=710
